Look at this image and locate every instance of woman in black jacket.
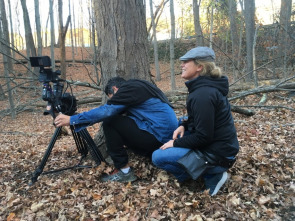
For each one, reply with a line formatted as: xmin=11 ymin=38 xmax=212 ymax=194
xmin=152 ymin=47 xmax=239 ymax=196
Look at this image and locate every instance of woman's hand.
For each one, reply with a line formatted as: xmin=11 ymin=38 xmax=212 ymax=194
xmin=160 ymin=140 xmax=174 ymax=150
xmin=54 ymin=114 xmax=71 ymax=127
xmin=160 ymin=126 xmax=185 ymax=150
xmin=173 ymin=125 xmax=185 ymax=140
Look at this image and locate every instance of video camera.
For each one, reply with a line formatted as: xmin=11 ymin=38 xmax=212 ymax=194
xmin=30 ymin=56 xmax=77 ymax=117
xmin=28 ymin=56 xmax=104 ymax=185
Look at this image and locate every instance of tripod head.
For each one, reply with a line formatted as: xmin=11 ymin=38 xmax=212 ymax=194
xmin=29 ymin=56 xmax=77 ymax=118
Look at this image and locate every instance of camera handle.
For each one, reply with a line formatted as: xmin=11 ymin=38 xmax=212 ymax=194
xmin=29 ymin=125 xmax=105 ymax=185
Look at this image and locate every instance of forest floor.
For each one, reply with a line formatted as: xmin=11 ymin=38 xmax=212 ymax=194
xmin=0 ymin=47 xmax=295 ymax=220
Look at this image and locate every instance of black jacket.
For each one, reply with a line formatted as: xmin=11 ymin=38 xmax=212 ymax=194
xmin=107 ymin=79 xmax=173 ymax=107
xmin=173 ymin=76 xmax=239 ymax=157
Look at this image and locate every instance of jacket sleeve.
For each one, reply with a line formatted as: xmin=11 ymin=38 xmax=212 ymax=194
xmin=173 ymin=89 xmax=216 ymax=149
xmin=70 ymin=104 xmax=126 ymax=132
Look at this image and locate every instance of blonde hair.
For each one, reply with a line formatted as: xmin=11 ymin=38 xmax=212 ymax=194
xmin=194 ymin=60 xmax=222 ymax=78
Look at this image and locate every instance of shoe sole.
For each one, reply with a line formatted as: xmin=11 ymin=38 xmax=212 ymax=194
xmin=211 ymin=172 xmax=228 ymax=196
xmin=100 ymin=173 xmax=138 ymax=183
xmin=119 ymin=176 xmax=138 ymax=183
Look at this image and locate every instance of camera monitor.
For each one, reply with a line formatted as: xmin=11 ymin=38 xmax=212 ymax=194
xmin=30 ymin=56 xmax=51 ymax=68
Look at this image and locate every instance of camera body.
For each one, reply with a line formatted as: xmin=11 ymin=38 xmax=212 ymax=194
xmin=30 ymin=56 xmax=61 ymax=83
xmin=30 ymin=56 xmax=77 ymax=116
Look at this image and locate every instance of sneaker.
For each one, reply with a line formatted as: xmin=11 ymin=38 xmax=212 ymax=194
xmin=100 ymin=168 xmax=137 ymax=183
xmin=179 ymin=179 xmax=204 ymax=192
xmin=204 ymin=171 xmax=228 ymax=196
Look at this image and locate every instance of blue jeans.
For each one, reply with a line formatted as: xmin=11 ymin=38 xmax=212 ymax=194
xmin=152 ymin=147 xmax=228 ymax=182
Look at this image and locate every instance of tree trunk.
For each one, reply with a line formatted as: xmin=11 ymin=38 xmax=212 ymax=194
xmin=244 ymin=0 xmax=255 ymax=81
xmin=20 ymin=0 xmax=36 ymax=59
xmin=0 ymin=20 xmax=15 ymax=118
xmin=34 ymin=0 xmax=42 ymax=56
xmin=94 ymin=0 xmax=151 ymax=88
xmin=49 ymin=0 xmax=55 ymax=70
xmin=7 ymin=0 xmax=15 ymax=59
xmin=45 ymin=14 xmax=49 ymax=47
xmin=229 ymin=0 xmax=239 ymax=47
xmin=147 ymin=0 xmax=169 ymax=41
xmin=0 ymin=84 xmax=5 ymax=100
xmin=209 ymin=1 xmax=214 ymax=48
xmin=0 ymin=0 xmax=13 ymax=71
xmin=193 ymin=0 xmax=204 ymax=46
xmin=237 ymin=0 xmax=244 ymax=79
xmin=253 ymin=24 xmax=260 ymax=88
xmin=170 ymin=0 xmax=176 ymax=90
xmin=58 ymin=0 xmax=66 ymax=80
xmin=79 ymin=0 xmax=85 ymax=47
xmin=69 ymin=0 xmax=75 ymax=62
xmin=149 ymin=0 xmax=161 ymax=81
xmin=278 ymin=0 xmax=292 ymax=76
xmin=93 ymin=0 xmax=151 ymax=162
xmin=228 ymin=0 xmax=239 ymax=80
xmin=90 ymin=0 xmax=99 ymax=84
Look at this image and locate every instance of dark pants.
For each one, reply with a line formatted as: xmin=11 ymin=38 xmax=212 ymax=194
xmin=102 ymin=115 xmax=163 ymax=169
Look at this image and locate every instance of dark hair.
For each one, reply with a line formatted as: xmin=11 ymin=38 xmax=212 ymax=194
xmin=104 ymin=77 xmax=126 ymax=95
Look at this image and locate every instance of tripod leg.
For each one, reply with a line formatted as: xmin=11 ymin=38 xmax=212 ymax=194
xmin=29 ymin=127 xmax=62 ymax=185
xmin=78 ymin=129 xmax=105 ymax=164
xmin=70 ymin=125 xmax=88 ymax=157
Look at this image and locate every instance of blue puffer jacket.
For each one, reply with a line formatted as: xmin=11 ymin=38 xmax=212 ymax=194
xmin=70 ymin=79 xmax=178 ymax=143
xmin=71 ymin=98 xmax=178 ymax=143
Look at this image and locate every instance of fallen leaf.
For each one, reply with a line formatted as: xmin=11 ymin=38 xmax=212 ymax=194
xmin=6 ymin=213 xmax=15 ymax=221
xmin=258 ymin=195 xmax=271 ymax=205
xmin=31 ymin=202 xmax=44 ymax=213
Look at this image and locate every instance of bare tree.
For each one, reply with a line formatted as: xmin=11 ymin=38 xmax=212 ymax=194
xmin=228 ymin=0 xmax=239 ymax=80
xmin=149 ymin=0 xmax=161 ymax=81
xmin=7 ymin=0 xmax=15 ymax=58
xmin=147 ymin=0 xmax=169 ymax=41
xmin=0 ymin=5 xmax=15 ymax=117
xmin=0 ymin=0 xmax=13 ymax=71
xmin=89 ymin=0 xmax=99 ymax=84
xmin=209 ymin=0 xmax=214 ymax=48
xmin=193 ymin=0 xmax=204 ymax=46
xmin=0 ymin=84 xmax=5 ymax=101
xmin=170 ymin=0 xmax=176 ymax=90
xmin=253 ymin=24 xmax=260 ymax=88
xmin=34 ymin=0 xmax=42 ymax=56
xmin=58 ymin=0 xmax=66 ymax=79
xmin=20 ymin=0 xmax=37 ymax=59
xmin=72 ymin=0 xmax=77 ymax=52
xmin=44 ymin=13 xmax=49 ymax=47
xmin=79 ymin=0 xmax=85 ymax=47
xmin=228 ymin=0 xmax=239 ymax=52
xmin=49 ymin=0 xmax=55 ymax=70
xmin=238 ymin=0 xmax=245 ymax=75
xmin=278 ymin=0 xmax=292 ymax=77
xmin=69 ymin=0 xmax=75 ymax=61
xmin=244 ymin=0 xmax=255 ymax=81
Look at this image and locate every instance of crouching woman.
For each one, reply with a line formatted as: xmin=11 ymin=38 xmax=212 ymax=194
xmin=152 ymin=47 xmax=239 ymax=196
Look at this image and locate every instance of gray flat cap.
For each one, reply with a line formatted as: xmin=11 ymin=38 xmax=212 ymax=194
xmin=180 ymin=46 xmax=215 ymax=61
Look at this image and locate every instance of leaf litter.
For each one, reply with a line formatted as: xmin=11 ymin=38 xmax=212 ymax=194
xmin=0 ymin=54 xmax=294 ymax=220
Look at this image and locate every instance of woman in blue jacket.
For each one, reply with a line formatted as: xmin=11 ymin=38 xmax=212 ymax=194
xmin=152 ymin=47 xmax=239 ymax=196
xmin=55 ymin=77 xmax=178 ymax=183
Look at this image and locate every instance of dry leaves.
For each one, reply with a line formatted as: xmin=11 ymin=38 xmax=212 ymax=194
xmin=0 ymin=53 xmax=294 ymax=220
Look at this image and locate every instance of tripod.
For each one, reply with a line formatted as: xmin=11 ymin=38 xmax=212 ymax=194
xmin=29 ymin=125 xmax=104 ymax=185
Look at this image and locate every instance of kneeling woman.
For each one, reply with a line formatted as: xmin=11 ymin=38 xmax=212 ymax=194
xmin=152 ymin=47 xmax=239 ymax=196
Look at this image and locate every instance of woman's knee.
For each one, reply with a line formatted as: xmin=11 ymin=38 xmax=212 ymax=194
xmin=152 ymin=149 xmax=162 ymax=165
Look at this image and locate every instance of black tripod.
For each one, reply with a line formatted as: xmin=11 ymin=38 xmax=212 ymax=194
xmin=29 ymin=125 xmax=104 ymax=185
